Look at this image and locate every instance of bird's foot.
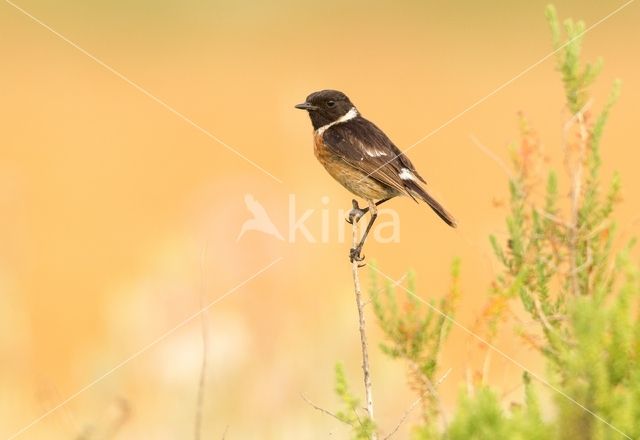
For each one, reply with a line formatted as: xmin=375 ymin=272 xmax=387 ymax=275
xmin=349 ymin=246 xmax=366 ymax=266
xmin=346 ymin=199 xmax=368 ymax=224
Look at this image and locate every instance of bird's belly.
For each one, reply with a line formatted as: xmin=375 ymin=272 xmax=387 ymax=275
xmin=314 ymin=135 xmax=396 ymax=200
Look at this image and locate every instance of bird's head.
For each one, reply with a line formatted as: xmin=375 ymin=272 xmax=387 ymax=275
xmin=295 ymin=89 xmax=357 ymax=131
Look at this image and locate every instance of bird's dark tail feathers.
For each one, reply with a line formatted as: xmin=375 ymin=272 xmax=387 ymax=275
xmin=404 ymin=181 xmax=457 ymax=228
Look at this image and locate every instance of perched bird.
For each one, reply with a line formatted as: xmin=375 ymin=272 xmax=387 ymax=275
xmin=295 ymin=89 xmax=456 ymax=262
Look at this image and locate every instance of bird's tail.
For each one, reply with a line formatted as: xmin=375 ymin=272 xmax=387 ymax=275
xmin=404 ymin=181 xmax=457 ymax=228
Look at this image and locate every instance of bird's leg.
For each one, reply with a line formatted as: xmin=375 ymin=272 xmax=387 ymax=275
xmin=346 ymin=197 xmax=392 ymax=224
xmin=349 ymin=199 xmax=378 ymax=263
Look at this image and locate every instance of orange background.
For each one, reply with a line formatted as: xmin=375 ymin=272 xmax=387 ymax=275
xmin=1 ymin=0 xmax=639 ymax=438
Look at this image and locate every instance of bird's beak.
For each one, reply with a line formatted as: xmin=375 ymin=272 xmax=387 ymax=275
xmin=295 ymin=102 xmax=317 ymax=111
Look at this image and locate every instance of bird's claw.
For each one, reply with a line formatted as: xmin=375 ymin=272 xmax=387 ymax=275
xmin=346 ymin=199 xmax=367 ymax=224
xmin=346 ymin=209 xmax=366 ymax=225
xmin=349 ymin=247 xmax=365 ymax=265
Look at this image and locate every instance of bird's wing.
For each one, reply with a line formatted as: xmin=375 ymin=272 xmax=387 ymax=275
xmin=324 ymin=117 xmax=457 ymax=227
xmin=323 ymin=117 xmax=425 ymax=196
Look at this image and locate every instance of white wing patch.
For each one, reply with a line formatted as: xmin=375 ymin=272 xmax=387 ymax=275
xmin=399 ymin=168 xmax=417 ymax=181
xmin=365 ymin=147 xmax=387 ymax=157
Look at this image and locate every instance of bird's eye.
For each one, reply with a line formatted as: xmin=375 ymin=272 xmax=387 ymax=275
xmin=327 ymin=100 xmax=336 ymax=108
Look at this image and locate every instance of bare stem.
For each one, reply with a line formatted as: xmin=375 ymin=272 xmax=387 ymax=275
xmin=301 ymin=393 xmax=350 ymax=426
xmin=350 ymin=215 xmax=377 ymax=439
xmin=382 ymin=395 xmax=423 ymax=440
xmin=195 ymin=243 xmax=210 ymax=440
xmin=564 ymin=100 xmax=592 ymax=296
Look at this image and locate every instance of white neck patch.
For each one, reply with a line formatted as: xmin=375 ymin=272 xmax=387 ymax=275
xmin=315 ymin=107 xmax=358 ymax=136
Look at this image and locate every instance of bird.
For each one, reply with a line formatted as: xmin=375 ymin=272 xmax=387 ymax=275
xmin=295 ymin=89 xmax=456 ymax=262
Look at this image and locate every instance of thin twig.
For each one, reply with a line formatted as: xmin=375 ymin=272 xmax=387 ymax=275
xmin=430 ymin=368 xmax=453 ymax=429
xmin=465 ymin=366 xmax=474 ymax=396
xmin=533 ymin=296 xmax=555 ymax=334
xmin=436 ymin=368 xmax=453 ymax=387
xmin=532 ymin=296 xmax=574 ymax=348
xmin=301 ymin=273 xmax=408 ymax=435
xmin=469 ymin=134 xmax=514 ymax=179
xmin=351 ymin=209 xmax=377 ymax=439
xmin=301 ymin=394 xmax=351 ymax=426
xmin=195 ymin=242 xmax=210 ymax=440
xmin=102 ymin=398 xmax=130 ymax=440
xmin=382 ymin=394 xmax=424 ymax=440
xmin=469 ymin=134 xmax=572 ymax=232
xmin=408 ymin=359 xmax=452 ymax=427
xmin=539 ymin=210 xmax=572 ymax=229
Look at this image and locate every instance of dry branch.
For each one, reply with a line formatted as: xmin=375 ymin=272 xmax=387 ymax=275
xmin=350 ymin=209 xmax=377 ymax=439
xmin=195 ymin=243 xmax=210 ymax=440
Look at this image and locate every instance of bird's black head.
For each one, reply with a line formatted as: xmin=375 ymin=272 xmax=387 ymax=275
xmin=295 ymin=90 xmax=357 ymax=131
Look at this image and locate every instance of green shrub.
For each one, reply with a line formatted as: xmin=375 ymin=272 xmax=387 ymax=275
xmin=325 ymin=5 xmax=637 ymax=439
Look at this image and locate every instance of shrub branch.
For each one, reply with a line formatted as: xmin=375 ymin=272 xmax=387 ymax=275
xmin=350 ymin=212 xmax=377 ymax=438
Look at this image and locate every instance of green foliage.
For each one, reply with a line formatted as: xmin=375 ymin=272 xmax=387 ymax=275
xmin=553 ymin=247 xmax=640 ymax=439
xmin=447 ymin=387 xmax=509 ymax=439
xmin=319 ymin=6 xmax=637 ymax=440
xmin=333 ymin=363 xmax=376 ymax=439
xmin=369 ymin=259 xmax=460 ymax=425
xmin=439 ymin=5 xmax=635 ymax=435
xmin=445 ymin=375 xmax=551 ymax=440
xmin=486 ymin=2 xmax=624 ymax=355
xmin=545 ymin=4 xmax=603 ymax=114
xmin=472 ymin=4 xmax=637 ymax=440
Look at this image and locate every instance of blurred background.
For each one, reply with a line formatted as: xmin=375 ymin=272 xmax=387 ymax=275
xmin=1 ymin=0 xmax=639 ymax=438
